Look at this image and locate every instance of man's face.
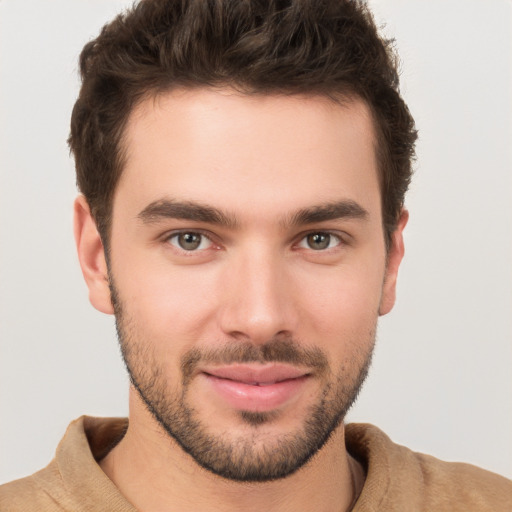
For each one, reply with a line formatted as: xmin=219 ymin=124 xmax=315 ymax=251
xmin=79 ymin=88 xmax=405 ymax=481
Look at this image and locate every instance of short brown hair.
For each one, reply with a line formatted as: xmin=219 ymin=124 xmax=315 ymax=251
xmin=69 ymin=0 xmax=417 ymax=247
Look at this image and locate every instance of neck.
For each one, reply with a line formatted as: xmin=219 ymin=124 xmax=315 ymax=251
xmin=100 ymin=391 xmax=364 ymax=512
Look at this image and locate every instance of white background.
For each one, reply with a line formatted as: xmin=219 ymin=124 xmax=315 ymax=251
xmin=1 ymin=0 xmax=511 ymax=483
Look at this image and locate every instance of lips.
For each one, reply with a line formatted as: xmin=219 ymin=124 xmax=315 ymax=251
xmin=203 ymin=364 xmax=308 ymax=384
xmin=200 ymin=364 xmax=310 ymax=412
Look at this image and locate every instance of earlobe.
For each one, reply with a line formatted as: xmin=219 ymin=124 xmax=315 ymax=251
xmin=73 ymin=196 xmax=114 ymax=315
xmin=379 ymin=209 xmax=408 ymax=316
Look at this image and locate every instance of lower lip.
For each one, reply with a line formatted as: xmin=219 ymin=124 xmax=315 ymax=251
xmin=203 ymin=374 xmax=309 ymax=412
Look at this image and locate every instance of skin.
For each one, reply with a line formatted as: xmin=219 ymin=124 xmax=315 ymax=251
xmin=74 ymin=88 xmax=407 ymax=512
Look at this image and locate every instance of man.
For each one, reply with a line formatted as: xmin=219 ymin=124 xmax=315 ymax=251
xmin=1 ymin=0 xmax=511 ymax=510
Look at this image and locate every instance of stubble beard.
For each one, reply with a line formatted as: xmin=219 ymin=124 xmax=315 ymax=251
xmin=110 ymin=283 xmax=375 ymax=482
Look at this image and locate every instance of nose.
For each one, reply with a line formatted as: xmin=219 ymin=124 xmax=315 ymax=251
xmin=218 ymin=246 xmax=299 ymax=344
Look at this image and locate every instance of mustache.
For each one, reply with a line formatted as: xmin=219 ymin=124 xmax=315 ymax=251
xmin=181 ymin=338 xmax=329 ymax=383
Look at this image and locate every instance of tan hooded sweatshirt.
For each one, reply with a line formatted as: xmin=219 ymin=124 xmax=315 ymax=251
xmin=1 ymin=416 xmax=510 ymax=511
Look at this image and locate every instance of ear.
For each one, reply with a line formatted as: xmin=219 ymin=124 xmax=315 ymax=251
xmin=379 ymin=209 xmax=408 ymax=316
xmin=73 ymin=196 xmax=114 ymax=314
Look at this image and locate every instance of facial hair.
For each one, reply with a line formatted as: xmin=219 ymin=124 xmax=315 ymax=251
xmin=110 ymin=281 xmax=375 ymax=482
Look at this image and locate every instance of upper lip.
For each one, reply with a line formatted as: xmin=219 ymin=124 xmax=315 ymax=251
xmin=201 ymin=364 xmax=309 ymax=385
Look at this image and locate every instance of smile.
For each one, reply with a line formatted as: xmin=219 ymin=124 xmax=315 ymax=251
xmin=200 ymin=364 xmax=311 ymax=412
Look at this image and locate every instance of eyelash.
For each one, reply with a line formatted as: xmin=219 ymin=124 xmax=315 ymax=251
xmin=163 ymin=229 xmax=347 ymax=254
xmin=164 ymin=230 xmax=218 ymax=254
xmin=296 ymin=231 xmax=343 ymax=251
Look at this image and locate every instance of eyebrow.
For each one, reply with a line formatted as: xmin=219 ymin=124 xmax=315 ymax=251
xmin=137 ymin=198 xmax=368 ymax=228
xmin=138 ymin=199 xmax=239 ymax=228
xmin=288 ymin=200 xmax=369 ymax=226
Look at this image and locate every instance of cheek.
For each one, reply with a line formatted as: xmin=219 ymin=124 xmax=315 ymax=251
xmin=116 ymin=259 xmax=222 ymax=343
xmin=296 ymin=260 xmax=385 ymax=343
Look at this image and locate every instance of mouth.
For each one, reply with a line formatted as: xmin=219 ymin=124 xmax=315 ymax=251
xmin=199 ymin=364 xmax=311 ymax=412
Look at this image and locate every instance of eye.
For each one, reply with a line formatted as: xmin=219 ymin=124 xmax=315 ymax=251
xmin=167 ymin=232 xmax=213 ymax=251
xmin=298 ymin=232 xmax=342 ymax=251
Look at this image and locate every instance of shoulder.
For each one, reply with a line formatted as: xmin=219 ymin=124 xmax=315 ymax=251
xmin=346 ymin=423 xmax=512 ymax=512
xmin=0 ymin=462 xmax=66 ymax=511
xmin=414 ymin=450 xmax=512 ymax=509
xmin=1 ymin=416 xmax=134 ymax=511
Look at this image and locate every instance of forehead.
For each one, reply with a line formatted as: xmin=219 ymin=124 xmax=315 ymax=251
xmin=115 ymin=88 xmax=381 ymax=222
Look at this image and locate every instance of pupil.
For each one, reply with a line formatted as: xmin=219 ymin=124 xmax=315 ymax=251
xmin=308 ymin=233 xmax=330 ymax=250
xmin=179 ymin=233 xmax=201 ymax=250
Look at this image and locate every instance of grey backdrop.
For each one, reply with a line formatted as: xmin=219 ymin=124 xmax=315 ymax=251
xmin=1 ymin=0 xmax=511 ymax=482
